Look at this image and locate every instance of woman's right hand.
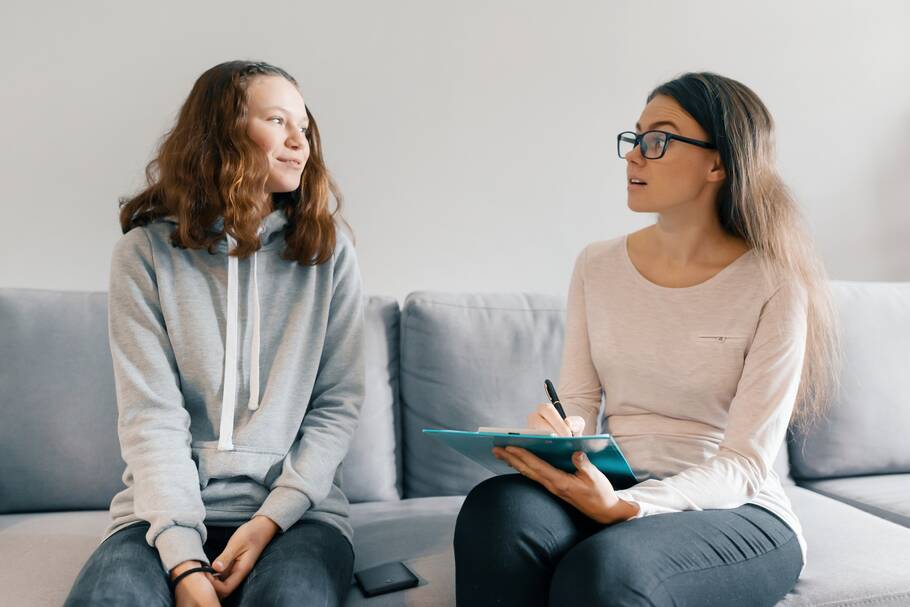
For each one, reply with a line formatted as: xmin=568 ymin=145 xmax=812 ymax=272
xmin=527 ymin=403 xmax=585 ymax=437
xmin=171 ymin=560 xmax=221 ymax=607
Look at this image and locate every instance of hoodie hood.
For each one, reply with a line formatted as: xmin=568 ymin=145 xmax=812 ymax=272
xmin=162 ymin=209 xmax=290 ymax=450
xmin=162 ymin=209 xmax=291 ymax=253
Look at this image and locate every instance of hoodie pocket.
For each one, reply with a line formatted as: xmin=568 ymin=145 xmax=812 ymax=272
xmin=191 ymin=441 xmax=287 ymax=489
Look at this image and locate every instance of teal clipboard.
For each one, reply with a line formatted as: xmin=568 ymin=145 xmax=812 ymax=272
xmin=422 ymin=429 xmax=639 ymax=490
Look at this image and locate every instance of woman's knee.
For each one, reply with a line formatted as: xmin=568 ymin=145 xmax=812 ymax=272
xmin=455 ymin=473 xmax=589 ymax=572
xmin=550 ymin=531 xmax=658 ymax=606
xmin=455 ymin=474 xmax=552 ymax=543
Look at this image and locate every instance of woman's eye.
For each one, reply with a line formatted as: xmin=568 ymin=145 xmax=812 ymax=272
xmin=269 ymin=116 xmax=283 ymax=124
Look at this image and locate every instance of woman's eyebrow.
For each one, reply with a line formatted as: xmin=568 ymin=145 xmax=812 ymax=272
xmin=635 ymin=120 xmax=680 ymax=132
xmin=262 ymin=106 xmax=309 ymax=123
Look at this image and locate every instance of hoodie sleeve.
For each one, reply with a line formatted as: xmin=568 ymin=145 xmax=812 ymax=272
xmin=613 ymin=279 xmax=808 ymax=517
xmin=108 ymin=228 xmax=208 ymax=572
xmin=255 ymin=234 xmax=366 ymax=530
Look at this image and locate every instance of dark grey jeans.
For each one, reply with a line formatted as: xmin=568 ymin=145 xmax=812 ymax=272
xmin=455 ymin=474 xmax=803 ymax=607
xmin=64 ymin=519 xmax=354 ymax=607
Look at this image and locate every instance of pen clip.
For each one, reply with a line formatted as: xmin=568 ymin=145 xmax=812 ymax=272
xmin=544 ymin=379 xmax=569 ymax=424
xmin=544 ymin=379 xmax=558 ymax=402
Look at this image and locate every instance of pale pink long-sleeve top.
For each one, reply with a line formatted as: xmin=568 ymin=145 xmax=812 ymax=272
xmin=558 ymin=234 xmax=808 ymax=568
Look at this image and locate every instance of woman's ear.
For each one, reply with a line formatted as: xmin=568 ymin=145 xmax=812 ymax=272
xmin=707 ymin=152 xmax=726 ymax=183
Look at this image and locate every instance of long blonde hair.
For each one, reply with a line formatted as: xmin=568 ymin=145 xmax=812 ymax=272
xmin=649 ymin=72 xmax=843 ymax=428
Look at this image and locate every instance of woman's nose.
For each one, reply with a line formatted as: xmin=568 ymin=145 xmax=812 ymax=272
xmin=625 ymin=145 xmax=645 ymax=165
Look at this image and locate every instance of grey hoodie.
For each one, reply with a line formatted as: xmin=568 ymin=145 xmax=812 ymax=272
xmin=104 ymin=210 xmax=365 ymax=572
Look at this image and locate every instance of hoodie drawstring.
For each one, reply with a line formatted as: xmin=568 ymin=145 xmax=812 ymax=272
xmin=247 ymin=248 xmax=261 ymax=412
xmin=217 ymin=230 xmax=263 ymax=452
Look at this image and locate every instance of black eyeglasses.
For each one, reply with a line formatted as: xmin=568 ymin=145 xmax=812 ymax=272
xmin=617 ymin=130 xmax=715 ymax=160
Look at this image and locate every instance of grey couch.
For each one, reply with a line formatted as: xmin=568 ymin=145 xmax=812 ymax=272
xmin=2 ymin=283 xmax=909 ymax=606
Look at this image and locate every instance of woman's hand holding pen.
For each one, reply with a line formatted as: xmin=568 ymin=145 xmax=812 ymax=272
xmin=527 ymin=402 xmax=586 ymax=436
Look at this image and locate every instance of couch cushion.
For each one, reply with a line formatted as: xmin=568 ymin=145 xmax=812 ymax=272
xmin=788 ymin=281 xmax=910 ymax=480
xmin=0 ymin=511 xmax=113 ymax=607
xmin=345 ymin=496 xmax=464 ymax=606
xmin=399 ymin=292 xmax=566 ymax=498
xmin=0 ymin=288 xmax=401 ymax=512
xmin=777 ymin=486 xmax=910 ymax=605
xmin=0 ymin=289 xmax=124 ymax=513
xmin=6 ymin=489 xmax=910 ymax=606
xmin=0 ymin=496 xmax=464 ymax=607
xmin=798 ymin=474 xmax=910 ymax=529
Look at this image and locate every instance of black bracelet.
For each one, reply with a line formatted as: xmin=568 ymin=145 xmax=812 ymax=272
xmin=171 ymin=565 xmax=217 ymax=592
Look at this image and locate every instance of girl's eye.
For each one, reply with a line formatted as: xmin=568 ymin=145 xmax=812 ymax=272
xmin=269 ymin=116 xmax=284 ymax=125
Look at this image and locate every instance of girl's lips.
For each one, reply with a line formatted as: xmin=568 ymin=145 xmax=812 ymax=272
xmin=277 ymin=158 xmax=303 ymax=169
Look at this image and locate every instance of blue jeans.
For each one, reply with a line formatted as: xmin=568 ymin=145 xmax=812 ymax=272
xmin=454 ymin=474 xmax=803 ymax=607
xmin=64 ymin=519 xmax=354 ymax=606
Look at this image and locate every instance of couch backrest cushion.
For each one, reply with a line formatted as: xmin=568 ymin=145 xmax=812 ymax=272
xmin=788 ymin=281 xmax=910 ymax=480
xmin=0 ymin=289 xmax=124 ymax=513
xmin=0 ymin=289 xmax=400 ymax=513
xmin=400 ymin=292 xmax=566 ymax=498
xmin=342 ymin=297 xmax=402 ymax=502
xmin=775 ymin=437 xmax=794 ymax=486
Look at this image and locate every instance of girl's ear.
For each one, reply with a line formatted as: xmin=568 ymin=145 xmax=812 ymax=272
xmin=707 ymin=152 xmax=726 ymax=183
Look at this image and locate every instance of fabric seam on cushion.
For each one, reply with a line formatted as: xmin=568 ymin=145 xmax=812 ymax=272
xmin=812 ymin=592 xmax=910 ymax=606
xmin=798 ymin=486 xmax=910 ymax=529
xmin=404 ymin=298 xmax=565 ymax=313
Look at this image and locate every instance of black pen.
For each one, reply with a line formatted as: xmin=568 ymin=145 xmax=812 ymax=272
xmin=544 ymin=379 xmax=568 ymax=422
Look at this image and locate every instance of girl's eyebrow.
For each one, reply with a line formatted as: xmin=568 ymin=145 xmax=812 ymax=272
xmin=262 ymin=106 xmax=309 ymax=123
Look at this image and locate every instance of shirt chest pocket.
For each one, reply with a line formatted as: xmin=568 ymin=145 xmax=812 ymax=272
xmin=688 ymin=334 xmax=750 ymax=379
xmin=695 ymin=335 xmax=749 ymax=345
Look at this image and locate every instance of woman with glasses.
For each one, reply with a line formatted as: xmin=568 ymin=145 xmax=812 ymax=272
xmin=454 ymin=72 xmax=841 ymax=606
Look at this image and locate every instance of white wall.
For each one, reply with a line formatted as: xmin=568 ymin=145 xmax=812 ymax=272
xmin=2 ymin=0 xmax=908 ymax=301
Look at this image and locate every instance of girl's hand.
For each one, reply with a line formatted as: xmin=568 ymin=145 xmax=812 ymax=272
xmin=174 ymin=573 xmax=220 ymax=607
xmin=209 ymin=515 xmax=280 ymax=599
xmin=170 ymin=561 xmax=220 ymax=607
xmin=527 ymin=402 xmax=586 ymax=437
xmin=493 ymin=446 xmax=639 ymax=524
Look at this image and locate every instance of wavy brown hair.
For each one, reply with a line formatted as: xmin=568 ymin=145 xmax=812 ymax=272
xmin=119 ymin=60 xmax=344 ymax=265
xmin=649 ymin=72 xmax=843 ymax=429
